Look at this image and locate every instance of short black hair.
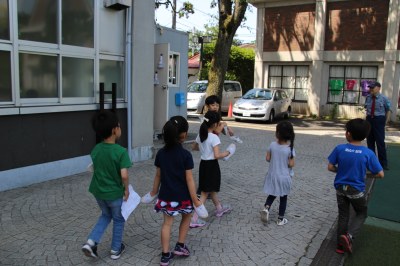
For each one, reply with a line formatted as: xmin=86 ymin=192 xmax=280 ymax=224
xmin=205 ymin=95 xmax=221 ymax=105
xmin=345 ymin=118 xmax=371 ymax=141
xmin=92 ymin=110 xmax=119 ymax=140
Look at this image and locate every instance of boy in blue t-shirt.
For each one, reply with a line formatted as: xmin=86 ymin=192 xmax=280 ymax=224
xmin=328 ymin=118 xmax=384 ymax=254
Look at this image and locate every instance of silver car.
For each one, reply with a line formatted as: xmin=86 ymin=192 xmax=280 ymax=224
xmin=187 ymin=80 xmax=242 ymax=114
xmin=232 ymin=88 xmax=292 ymax=122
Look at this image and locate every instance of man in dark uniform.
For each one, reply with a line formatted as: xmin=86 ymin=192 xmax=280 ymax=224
xmin=364 ymin=81 xmax=391 ymax=170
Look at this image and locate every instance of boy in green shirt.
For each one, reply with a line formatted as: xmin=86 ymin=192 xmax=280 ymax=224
xmin=82 ymin=110 xmax=132 ymax=260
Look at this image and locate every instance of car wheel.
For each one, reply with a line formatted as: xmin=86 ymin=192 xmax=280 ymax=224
xmin=284 ymin=106 xmax=291 ymax=119
xmin=268 ymin=110 xmax=275 ymax=123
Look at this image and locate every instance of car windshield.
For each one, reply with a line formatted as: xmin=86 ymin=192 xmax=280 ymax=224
xmin=242 ymin=89 xmax=272 ymax=100
xmin=187 ymin=83 xmax=207 ymax=93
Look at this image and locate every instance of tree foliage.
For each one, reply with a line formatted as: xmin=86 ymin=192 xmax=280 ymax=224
xmin=156 ymin=0 xmax=250 ymax=98
xmin=155 ymin=1 xmax=194 ymax=18
xmin=200 ymin=43 xmax=254 ymax=94
xmin=190 ymin=24 xmax=244 ymax=57
xmin=155 ymin=0 xmax=194 ymax=29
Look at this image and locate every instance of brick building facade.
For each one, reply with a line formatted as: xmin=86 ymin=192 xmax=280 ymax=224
xmin=250 ymin=0 xmax=400 ymax=119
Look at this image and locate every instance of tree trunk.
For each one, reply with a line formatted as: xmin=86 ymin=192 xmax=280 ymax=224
xmin=207 ymin=0 xmax=248 ymax=101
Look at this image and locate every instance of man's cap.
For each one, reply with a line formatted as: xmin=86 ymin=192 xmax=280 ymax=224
xmin=368 ymin=81 xmax=381 ymax=88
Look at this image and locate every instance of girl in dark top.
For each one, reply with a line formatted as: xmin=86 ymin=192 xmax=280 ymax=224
xmin=142 ymin=116 xmax=208 ymax=266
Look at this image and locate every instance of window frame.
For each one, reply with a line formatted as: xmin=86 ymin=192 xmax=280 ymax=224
xmin=168 ymin=52 xmax=180 ymax=87
xmin=327 ymin=65 xmax=378 ymax=105
xmin=18 ymin=51 xmax=60 ymax=103
xmin=0 ymin=45 xmax=13 ymax=104
xmin=0 ymin=0 xmax=10 ymax=41
xmin=61 ymin=55 xmax=95 ymax=103
xmin=0 ymin=0 xmax=128 ymax=111
xmin=268 ymin=65 xmax=309 ymax=102
xmin=99 ymin=54 xmax=125 ymax=101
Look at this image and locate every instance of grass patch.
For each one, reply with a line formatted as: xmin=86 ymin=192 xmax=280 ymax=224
xmin=345 ymin=223 xmax=400 ymax=266
xmin=368 ymin=144 xmax=400 ymax=222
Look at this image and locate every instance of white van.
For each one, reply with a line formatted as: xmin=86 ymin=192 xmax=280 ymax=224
xmin=186 ymin=80 xmax=243 ymax=114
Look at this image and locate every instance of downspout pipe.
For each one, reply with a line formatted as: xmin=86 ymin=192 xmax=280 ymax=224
xmin=126 ymin=7 xmax=132 ymax=159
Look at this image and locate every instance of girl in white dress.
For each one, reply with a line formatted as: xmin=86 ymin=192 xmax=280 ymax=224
xmin=261 ymin=121 xmax=295 ymax=225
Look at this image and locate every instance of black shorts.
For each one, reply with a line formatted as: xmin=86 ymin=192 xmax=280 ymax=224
xmin=199 ymin=159 xmax=221 ymax=192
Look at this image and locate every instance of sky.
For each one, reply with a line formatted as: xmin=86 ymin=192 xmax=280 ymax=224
xmin=155 ymin=0 xmax=257 ymax=43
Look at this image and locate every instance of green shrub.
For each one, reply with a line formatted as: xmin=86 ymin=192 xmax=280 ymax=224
xmin=330 ymin=103 xmax=339 ymax=120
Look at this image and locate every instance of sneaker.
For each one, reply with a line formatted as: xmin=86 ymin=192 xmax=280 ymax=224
xmin=189 ymin=219 xmax=207 ymax=228
xmin=340 ymin=233 xmax=353 ymax=253
xmin=335 ymin=244 xmax=345 ymax=254
xmin=215 ymin=205 xmax=232 ymax=217
xmin=82 ymin=242 xmax=98 ymax=258
xmin=173 ymin=243 xmax=190 ymax=256
xmin=260 ymin=208 xmax=269 ymax=223
xmin=160 ymin=252 xmax=174 ymax=266
xmin=141 ymin=192 xmax=158 ymax=204
xmin=110 ymin=243 xmax=125 ymax=260
xmin=194 ymin=203 xmax=209 ymax=219
xmin=277 ymin=218 xmax=288 ymax=226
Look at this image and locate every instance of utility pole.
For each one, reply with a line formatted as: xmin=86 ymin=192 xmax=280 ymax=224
xmin=191 ymin=27 xmax=196 ymax=56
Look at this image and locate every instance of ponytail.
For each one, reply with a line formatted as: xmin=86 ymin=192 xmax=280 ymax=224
xmin=199 ymin=122 xmax=209 ymax=142
xmin=289 ymin=135 xmax=295 ymax=159
xmin=199 ymin=111 xmax=221 ymax=143
xmin=162 ymin=116 xmax=188 ymax=149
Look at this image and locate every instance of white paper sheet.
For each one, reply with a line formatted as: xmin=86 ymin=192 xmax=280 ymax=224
xmin=121 ymin=184 xmax=141 ymax=221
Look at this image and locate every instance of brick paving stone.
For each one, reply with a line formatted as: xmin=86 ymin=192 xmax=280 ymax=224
xmin=0 ymin=118 xmax=399 ymax=265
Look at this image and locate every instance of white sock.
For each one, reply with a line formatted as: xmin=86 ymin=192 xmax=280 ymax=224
xmin=87 ymin=239 xmax=95 ymax=246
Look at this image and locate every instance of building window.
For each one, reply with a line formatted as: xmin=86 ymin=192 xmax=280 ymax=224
xmin=0 ymin=0 xmax=9 ymax=40
xmin=1 ymin=0 xmax=128 ymax=108
xmin=17 ymin=0 xmax=57 ymax=43
xmin=268 ymin=65 xmax=309 ymax=101
xmin=62 ymin=57 xmax=94 ymax=97
xmin=168 ymin=53 xmax=179 ymax=86
xmin=19 ymin=53 xmax=58 ymax=98
xmin=62 ymin=0 xmax=94 ymax=47
xmin=328 ymin=66 xmax=378 ymax=104
xmin=100 ymin=59 xmax=124 ymax=100
xmin=0 ymin=51 xmax=11 ymax=101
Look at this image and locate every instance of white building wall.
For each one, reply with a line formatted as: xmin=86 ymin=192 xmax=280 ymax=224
xmin=155 ymin=27 xmax=189 ymax=119
xmin=130 ymin=1 xmax=155 ymax=161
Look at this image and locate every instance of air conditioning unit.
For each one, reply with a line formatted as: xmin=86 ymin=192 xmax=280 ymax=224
xmin=104 ymin=0 xmax=131 ymax=10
